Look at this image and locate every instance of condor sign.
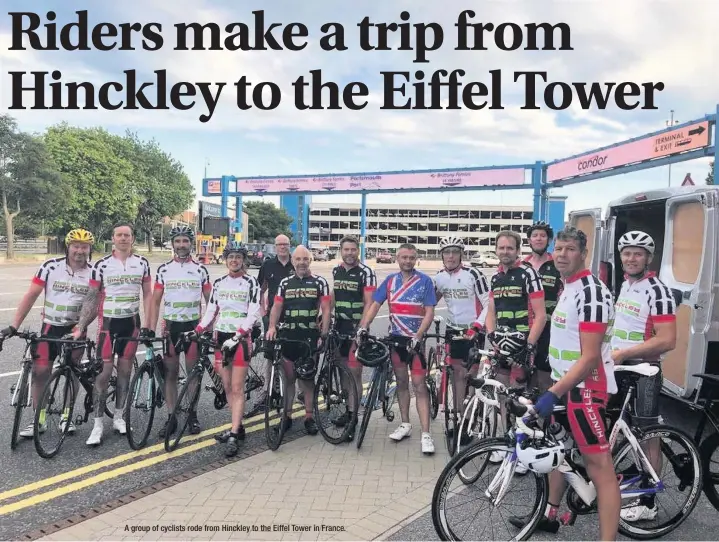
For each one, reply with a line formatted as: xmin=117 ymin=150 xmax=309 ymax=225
xmin=547 ymin=120 xmax=711 ymax=182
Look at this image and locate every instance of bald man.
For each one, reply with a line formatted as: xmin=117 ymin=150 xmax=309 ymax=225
xmin=267 ymin=245 xmax=331 ymax=434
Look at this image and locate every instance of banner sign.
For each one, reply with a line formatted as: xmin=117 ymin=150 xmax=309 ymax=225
xmin=547 ymin=121 xmax=710 ymax=182
xmin=204 ymin=168 xmax=526 ymax=195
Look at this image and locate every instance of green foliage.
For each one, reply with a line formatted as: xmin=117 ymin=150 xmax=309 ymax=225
xmin=707 ymin=161 xmax=714 ymax=185
xmin=242 ymin=201 xmax=293 ymax=242
xmin=0 ymin=114 xmax=67 ymax=257
xmin=44 ymin=124 xmax=139 ymax=240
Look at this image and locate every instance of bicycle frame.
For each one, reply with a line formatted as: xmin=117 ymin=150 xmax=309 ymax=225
xmin=10 ymin=347 xmax=33 ymax=408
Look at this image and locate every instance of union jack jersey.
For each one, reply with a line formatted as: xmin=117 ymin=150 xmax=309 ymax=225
xmin=373 ymin=270 xmax=436 ymax=337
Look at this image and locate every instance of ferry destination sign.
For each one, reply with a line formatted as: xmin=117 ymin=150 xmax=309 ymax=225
xmin=204 ymin=167 xmax=527 ymax=195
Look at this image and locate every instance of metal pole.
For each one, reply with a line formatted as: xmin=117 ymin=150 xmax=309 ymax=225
xmin=713 ymin=104 xmax=718 ymax=186
xmin=667 ymin=110 xmax=675 ymax=186
xmin=360 ymin=192 xmax=367 ymax=263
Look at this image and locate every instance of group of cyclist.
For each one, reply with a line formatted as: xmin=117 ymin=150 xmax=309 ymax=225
xmin=1 ymin=216 xmax=677 ymax=540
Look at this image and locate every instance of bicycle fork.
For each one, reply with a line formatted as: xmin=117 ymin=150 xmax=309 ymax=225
xmin=10 ymin=367 xmax=32 ymax=408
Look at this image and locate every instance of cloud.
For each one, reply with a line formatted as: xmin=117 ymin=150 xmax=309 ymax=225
xmin=1 ymin=0 xmax=717 ymax=167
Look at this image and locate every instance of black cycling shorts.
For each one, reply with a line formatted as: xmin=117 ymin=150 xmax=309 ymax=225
xmin=34 ymin=323 xmax=79 ymax=367
xmin=163 ymin=319 xmax=198 ymax=356
xmin=97 ymin=315 xmax=141 ymax=361
xmin=445 ymin=328 xmax=484 ymax=361
xmin=280 ymin=333 xmax=318 ymax=363
xmin=533 ymin=323 xmax=552 ymax=372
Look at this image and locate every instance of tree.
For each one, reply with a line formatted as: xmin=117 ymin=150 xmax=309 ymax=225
xmin=0 ymin=115 xmax=66 ymax=258
xmin=114 ymin=133 xmax=194 ymax=251
xmin=707 ymin=161 xmax=714 ymax=185
xmin=44 ymin=124 xmax=139 ymax=241
xmin=242 ymin=201 xmax=293 ymax=242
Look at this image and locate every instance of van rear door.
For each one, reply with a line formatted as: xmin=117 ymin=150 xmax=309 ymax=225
xmin=568 ymin=208 xmax=604 ymax=275
xmin=659 ymin=191 xmax=717 ymax=398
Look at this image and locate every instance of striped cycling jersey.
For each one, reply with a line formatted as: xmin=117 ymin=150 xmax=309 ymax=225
xmin=549 ymin=269 xmax=617 ymax=394
xmin=90 ymin=252 xmax=151 ymax=318
xmin=32 ymin=257 xmax=92 ymax=326
xmin=611 ymin=272 xmax=676 ymax=361
xmin=433 ymin=265 xmax=490 ymax=329
xmin=199 ymin=273 xmax=261 ymax=334
xmin=373 ymin=270 xmax=436 ymax=338
xmin=332 ymin=262 xmax=376 ymax=330
xmin=275 ymin=274 xmax=331 ymax=333
xmin=154 ymin=258 xmax=212 ymax=322
xmin=490 ymin=260 xmax=544 ymax=333
xmin=524 ymin=254 xmax=563 ymax=315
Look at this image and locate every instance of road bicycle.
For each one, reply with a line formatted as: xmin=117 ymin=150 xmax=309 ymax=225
xmin=663 ymin=371 xmax=719 ymax=511
xmin=431 ymin=363 xmax=703 ymax=541
xmin=3 ymin=331 xmax=115 ymax=452
xmin=264 ymin=328 xmax=318 ymax=451
xmin=312 ymin=328 xmax=359 ymax=445
xmin=165 ymin=331 xmax=265 ymax=452
xmin=124 ymin=336 xmax=175 ymax=450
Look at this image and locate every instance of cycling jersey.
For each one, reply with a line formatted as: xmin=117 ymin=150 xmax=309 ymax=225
xmin=32 ymin=257 xmax=92 ymax=326
xmin=373 ymin=270 xmax=436 ymax=337
xmin=523 ymin=254 xmax=563 ymax=315
xmin=154 ymin=258 xmax=212 ymax=322
xmin=90 ymin=252 xmax=151 ymax=318
xmin=548 ymin=269 xmax=617 ymax=394
xmin=332 ymin=262 xmax=377 ymax=331
xmin=490 ymin=260 xmax=544 ymax=332
xmin=611 ymin=272 xmax=676 ymax=361
xmin=275 ymin=274 xmax=330 ymax=333
xmin=433 ymin=265 xmax=490 ymax=329
xmin=199 ymin=273 xmax=261 ymax=334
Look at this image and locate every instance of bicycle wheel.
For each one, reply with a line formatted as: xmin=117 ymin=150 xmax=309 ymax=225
xmin=357 ymin=372 xmax=381 ymax=449
xmin=104 ymin=365 xmax=117 ymax=418
xmin=700 ymin=432 xmax=719 ymax=510
xmin=381 ymin=367 xmax=397 ymax=422
xmin=427 ymin=347 xmax=439 ymax=420
xmin=614 ymin=424 xmax=702 ymax=540
xmin=34 ymin=367 xmax=77 ymax=459
xmin=314 ymin=362 xmax=359 ymax=445
xmin=432 ymin=438 xmax=547 ymax=541
xmin=125 ymin=361 xmax=156 ymax=450
xmin=443 ymin=367 xmax=457 ymax=455
xmin=10 ymin=365 xmax=31 ymax=450
xmin=265 ymin=363 xmax=288 ymax=451
xmin=165 ymin=369 xmax=202 ymax=452
xmin=245 ymin=354 xmax=268 ymax=418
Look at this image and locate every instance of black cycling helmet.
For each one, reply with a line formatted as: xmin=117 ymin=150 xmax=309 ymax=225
xmin=490 ymin=326 xmax=528 ymax=358
xmin=356 ymin=338 xmax=389 ymax=368
xmin=222 ymin=241 xmax=247 ymax=259
xmin=527 ymin=221 xmax=554 ymax=239
xmin=294 ymin=355 xmax=317 ymax=380
xmin=169 ymin=225 xmax=195 ymax=244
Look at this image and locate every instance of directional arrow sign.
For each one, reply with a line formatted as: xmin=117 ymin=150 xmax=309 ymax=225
xmin=548 ymin=120 xmax=711 ymax=182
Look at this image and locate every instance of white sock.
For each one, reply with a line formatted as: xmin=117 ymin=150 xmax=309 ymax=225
xmin=93 ymin=417 xmax=103 ymax=428
xmin=421 ymin=431 xmax=431 ymax=438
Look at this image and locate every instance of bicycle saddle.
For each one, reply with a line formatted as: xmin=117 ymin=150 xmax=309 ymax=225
xmin=614 ymin=363 xmax=659 ymax=377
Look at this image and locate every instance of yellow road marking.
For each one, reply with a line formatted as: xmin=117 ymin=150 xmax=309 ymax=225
xmin=0 ymin=409 xmax=312 ymax=516
xmin=1 ymin=380 xmax=372 ymax=505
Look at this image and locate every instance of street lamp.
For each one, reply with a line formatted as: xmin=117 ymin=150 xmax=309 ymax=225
xmin=204 ymin=158 xmax=210 ymax=179
xmin=248 ymin=223 xmax=255 ymax=242
xmin=665 ymin=110 xmax=679 ymax=186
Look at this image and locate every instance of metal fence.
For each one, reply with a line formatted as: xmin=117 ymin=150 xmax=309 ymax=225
xmin=0 ymin=238 xmax=53 ymax=254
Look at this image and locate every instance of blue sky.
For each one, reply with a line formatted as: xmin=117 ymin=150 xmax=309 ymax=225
xmin=2 ymin=0 xmax=716 ymax=216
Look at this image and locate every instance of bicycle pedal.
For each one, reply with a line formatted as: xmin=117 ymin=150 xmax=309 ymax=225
xmin=559 ymin=511 xmax=576 ymax=526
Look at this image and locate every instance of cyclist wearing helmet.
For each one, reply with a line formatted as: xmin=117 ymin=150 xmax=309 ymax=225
xmin=73 ymin=222 xmax=152 ymax=446
xmin=1 ymin=228 xmax=95 ymax=438
xmin=512 ymin=227 xmax=619 ymax=538
xmin=611 ymin=231 xmax=676 ymax=523
xmin=331 ymin=236 xmax=377 ymax=433
xmin=432 ymin=235 xmax=490 ymax=420
xmin=146 ymin=226 xmax=211 ymax=438
xmin=195 ymin=241 xmax=261 ymax=457
xmin=357 ymin=243 xmax=437 ymax=455
xmin=266 ymin=245 xmax=331 ymax=437
xmin=524 ymin=221 xmax=563 ymax=391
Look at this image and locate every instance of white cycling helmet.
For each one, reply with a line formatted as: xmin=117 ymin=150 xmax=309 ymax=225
xmin=516 ymin=441 xmax=565 ymax=474
xmin=439 ymin=235 xmax=465 ymax=252
xmin=618 ymin=231 xmax=655 ymax=255
xmin=491 ymin=326 xmax=527 ymax=357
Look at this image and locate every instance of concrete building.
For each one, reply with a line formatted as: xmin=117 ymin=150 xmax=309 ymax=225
xmin=308 ymin=203 xmax=536 ymax=257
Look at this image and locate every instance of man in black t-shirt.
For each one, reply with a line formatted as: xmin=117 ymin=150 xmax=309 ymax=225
xmin=258 ymin=234 xmax=294 ymax=359
xmin=331 ymin=236 xmax=376 ymax=430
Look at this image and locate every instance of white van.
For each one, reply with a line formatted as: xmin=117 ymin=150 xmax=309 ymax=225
xmin=568 ymin=185 xmax=718 ymax=399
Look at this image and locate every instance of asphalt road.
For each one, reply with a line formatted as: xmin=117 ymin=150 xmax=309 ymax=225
xmin=0 ymin=258 xmax=456 ymax=541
